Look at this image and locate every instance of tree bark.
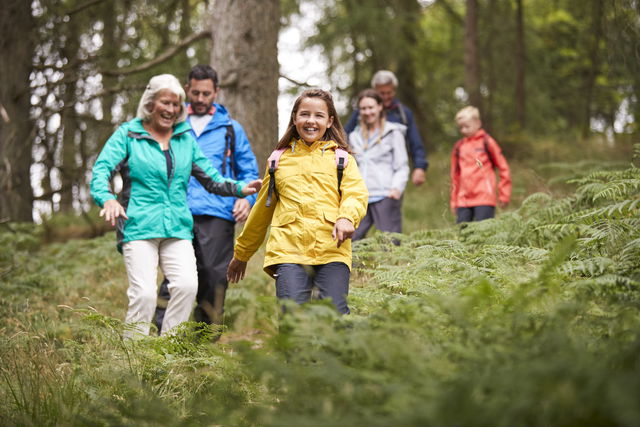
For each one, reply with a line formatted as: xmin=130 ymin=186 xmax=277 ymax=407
xmin=59 ymin=16 xmax=81 ymax=212
xmin=210 ymin=0 xmax=280 ymax=172
xmin=395 ymin=0 xmax=430 ymax=148
xmin=582 ymin=0 xmax=604 ymax=138
xmin=514 ymin=0 xmax=526 ymax=130
xmin=0 ymin=0 xmax=34 ymax=222
xmin=484 ymin=0 xmax=497 ymax=132
xmin=464 ymin=0 xmax=482 ymax=110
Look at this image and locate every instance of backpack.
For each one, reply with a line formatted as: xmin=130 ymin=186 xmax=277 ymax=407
xmin=265 ymin=147 xmax=349 ymax=207
xmin=454 ymin=134 xmax=496 ymax=173
xmin=220 ymin=124 xmax=235 ymax=178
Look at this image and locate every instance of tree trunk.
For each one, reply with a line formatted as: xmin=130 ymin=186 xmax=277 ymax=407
xmin=464 ymin=0 xmax=482 ymax=110
xmin=582 ymin=0 xmax=604 ymax=138
xmin=483 ymin=0 xmax=497 ymax=132
xmin=395 ymin=0 xmax=430 ymax=149
xmin=59 ymin=17 xmax=81 ymax=212
xmin=514 ymin=0 xmax=526 ymax=130
xmin=0 ymin=0 xmax=34 ymax=222
xmin=210 ymin=0 xmax=280 ymax=172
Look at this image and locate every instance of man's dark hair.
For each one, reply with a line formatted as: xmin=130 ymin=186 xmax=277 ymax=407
xmin=187 ymin=64 xmax=219 ymax=88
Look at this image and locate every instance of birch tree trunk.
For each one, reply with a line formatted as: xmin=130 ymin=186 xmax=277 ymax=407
xmin=210 ymin=0 xmax=280 ymax=172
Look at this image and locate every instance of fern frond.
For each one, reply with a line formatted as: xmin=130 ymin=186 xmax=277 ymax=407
xmin=561 ymin=257 xmax=614 ymax=277
xmin=592 ymin=179 xmax=640 ymax=202
xmin=478 ymin=245 xmax=549 ymax=262
xmin=568 ymin=199 xmax=640 ymax=223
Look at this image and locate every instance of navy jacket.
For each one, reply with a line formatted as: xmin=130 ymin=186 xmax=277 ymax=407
xmin=345 ymin=99 xmax=428 ymax=170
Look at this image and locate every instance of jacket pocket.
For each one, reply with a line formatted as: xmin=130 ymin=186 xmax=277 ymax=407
xmin=272 ymin=211 xmax=297 ymax=227
xmin=323 ymin=210 xmax=337 ymax=224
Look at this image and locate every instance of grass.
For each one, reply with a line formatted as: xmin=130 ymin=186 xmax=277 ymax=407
xmin=0 ymin=137 xmax=638 ymax=426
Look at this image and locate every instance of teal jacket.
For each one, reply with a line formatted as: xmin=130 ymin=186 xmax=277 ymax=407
xmin=90 ymin=118 xmax=245 ymax=249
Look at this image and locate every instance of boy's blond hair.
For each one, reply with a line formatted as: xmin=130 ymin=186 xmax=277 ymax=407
xmin=455 ymin=106 xmax=480 ymax=122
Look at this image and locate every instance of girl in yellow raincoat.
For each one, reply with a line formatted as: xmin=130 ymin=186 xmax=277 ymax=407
xmin=227 ymin=89 xmax=368 ymax=314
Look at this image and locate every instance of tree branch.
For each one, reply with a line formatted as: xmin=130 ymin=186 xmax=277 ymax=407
xmin=101 ymin=30 xmax=212 ymax=77
xmin=279 ymin=73 xmax=313 ymax=87
xmin=66 ymin=0 xmax=106 ymax=16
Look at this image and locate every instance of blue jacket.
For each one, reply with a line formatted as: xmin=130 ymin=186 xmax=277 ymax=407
xmin=345 ymin=99 xmax=428 ymax=170
xmin=187 ymin=104 xmax=259 ymax=221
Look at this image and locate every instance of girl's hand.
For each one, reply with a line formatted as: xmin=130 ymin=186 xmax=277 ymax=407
xmin=388 ymin=189 xmax=402 ymax=200
xmin=332 ymin=218 xmax=355 ymax=248
xmin=232 ymin=199 xmax=251 ymax=222
xmin=100 ymin=199 xmax=128 ymax=226
xmin=227 ymin=257 xmax=248 ymax=283
xmin=241 ymin=179 xmax=262 ymax=196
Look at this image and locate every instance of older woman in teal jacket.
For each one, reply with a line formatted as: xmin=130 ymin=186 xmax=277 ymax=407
xmin=90 ymin=74 xmax=260 ymax=338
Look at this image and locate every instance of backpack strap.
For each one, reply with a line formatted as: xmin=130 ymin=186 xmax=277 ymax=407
xmin=454 ymin=139 xmax=463 ymax=175
xmin=265 ymin=148 xmax=286 ymax=207
xmin=221 ymin=124 xmax=236 ymax=177
xmin=335 ymin=148 xmax=349 ymax=196
xmin=483 ymin=134 xmax=496 ymax=169
xmin=397 ymin=102 xmax=408 ymax=126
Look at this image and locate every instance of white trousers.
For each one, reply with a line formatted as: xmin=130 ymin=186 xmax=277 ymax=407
xmin=122 ymin=238 xmax=198 ymax=338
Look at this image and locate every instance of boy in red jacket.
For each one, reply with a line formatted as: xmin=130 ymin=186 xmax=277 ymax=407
xmin=450 ymin=106 xmax=511 ymax=223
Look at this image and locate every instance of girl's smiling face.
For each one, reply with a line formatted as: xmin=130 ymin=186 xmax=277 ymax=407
xmin=293 ymin=97 xmax=334 ymax=144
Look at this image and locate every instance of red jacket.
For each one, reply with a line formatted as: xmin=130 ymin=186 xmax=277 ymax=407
xmin=450 ymin=129 xmax=511 ymax=210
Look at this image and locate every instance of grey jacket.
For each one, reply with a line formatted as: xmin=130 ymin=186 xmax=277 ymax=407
xmin=348 ymin=121 xmax=409 ymax=199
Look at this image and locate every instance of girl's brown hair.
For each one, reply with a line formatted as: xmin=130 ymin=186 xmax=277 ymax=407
xmin=276 ymin=89 xmax=349 ymax=151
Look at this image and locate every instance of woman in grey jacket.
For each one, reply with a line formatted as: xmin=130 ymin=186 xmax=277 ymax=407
xmin=348 ymin=89 xmax=409 ymax=241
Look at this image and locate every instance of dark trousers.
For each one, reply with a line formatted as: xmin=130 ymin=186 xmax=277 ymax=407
xmin=456 ymin=205 xmax=495 ymax=223
xmin=353 ymin=197 xmax=402 ymax=241
xmin=155 ymin=215 xmax=234 ymax=330
xmin=274 ymin=262 xmax=350 ymax=314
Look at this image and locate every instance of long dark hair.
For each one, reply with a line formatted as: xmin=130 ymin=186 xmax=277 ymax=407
xmin=276 ymin=89 xmax=349 ymax=151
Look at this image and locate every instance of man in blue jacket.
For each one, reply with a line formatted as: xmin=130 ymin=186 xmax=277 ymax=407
xmin=344 ymin=70 xmax=428 ymax=186
xmin=156 ymin=64 xmax=259 ymax=333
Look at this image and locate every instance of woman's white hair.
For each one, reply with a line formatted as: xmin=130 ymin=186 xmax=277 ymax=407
xmin=136 ymin=74 xmax=187 ymax=123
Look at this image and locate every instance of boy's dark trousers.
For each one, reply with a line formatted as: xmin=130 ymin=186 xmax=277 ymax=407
xmin=456 ymin=205 xmax=495 ymax=223
xmin=155 ymin=215 xmax=234 ymax=331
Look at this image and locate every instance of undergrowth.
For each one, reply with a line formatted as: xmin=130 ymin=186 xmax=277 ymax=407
xmin=0 ymin=144 xmax=639 ymax=426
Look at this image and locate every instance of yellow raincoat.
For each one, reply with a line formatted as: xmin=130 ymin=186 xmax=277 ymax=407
xmin=234 ymin=139 xmax=368 ymax=277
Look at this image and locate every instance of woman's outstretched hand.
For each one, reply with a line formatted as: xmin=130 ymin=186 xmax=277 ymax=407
xmin=332 ymin=217 xmax=355 ymax=248
xmin=241 ymin=179 xmax=262 ymax=196
xmin=227 ymin=257 xmax=248 ymax=283
xmin=100 ymin=199 xmax=128 ymax=226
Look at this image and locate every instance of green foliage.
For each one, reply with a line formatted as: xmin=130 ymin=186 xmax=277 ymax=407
xmin=303 ymin=0 xmax=640 ymax=146
xmin=1 ymin=146 xmax=640 ymax=425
